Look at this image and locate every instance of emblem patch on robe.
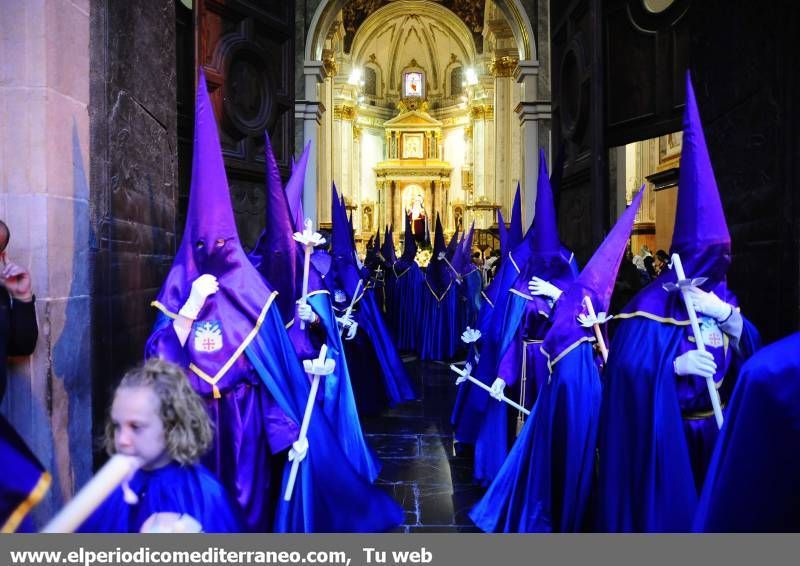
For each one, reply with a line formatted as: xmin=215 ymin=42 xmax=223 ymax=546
xmin=699 ymin=317 xmax=723 ymax=349
xmin=193 ymin=320 xmax=223 ymax=353
xmin=334 ymin=289 xmax=347 ymax=304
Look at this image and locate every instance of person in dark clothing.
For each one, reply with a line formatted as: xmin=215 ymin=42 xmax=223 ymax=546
xmin=1 ymin=220 xmax=38 ymax=398
xmin=642 ymin=255 xmax=657 ymax=281
xmin=1 ymin=219 xmax=45 ymax=533
xmin=654 ymin=249 xmax=670 ymax=275
xmin=610 ymin=245 xmax=643 ymax=315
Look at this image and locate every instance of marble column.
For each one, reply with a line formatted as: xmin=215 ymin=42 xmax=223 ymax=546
xmin=494 ymin=71 xmax=513 ymax=215
xmin=484 ymin=105 xmax=496 ymax=207
xmin=352 ymin=124 xmax=362 ymax=234
xmin=514 ymin=60 xmax=551 ymax=227
xmin=376 ymin=180 xmax=386 ymax=231
xmin=319 ymin=72 xmax=334 ymax=224
xmin=332 ymin=104 xmax=355 ymax=211
xmin=298 ymin=60 xmax=326 ymax=225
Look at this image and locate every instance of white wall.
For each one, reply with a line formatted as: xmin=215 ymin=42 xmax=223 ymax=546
xmin=360 ymin=129 xmax=384 ymax=205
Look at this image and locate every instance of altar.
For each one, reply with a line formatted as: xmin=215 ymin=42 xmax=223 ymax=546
xmin=373 ymin=101 xmax=452 ymax=244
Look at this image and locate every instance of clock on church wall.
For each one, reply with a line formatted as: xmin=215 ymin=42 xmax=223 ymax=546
xmin=403 ymin=71 xmax=425 ymax=98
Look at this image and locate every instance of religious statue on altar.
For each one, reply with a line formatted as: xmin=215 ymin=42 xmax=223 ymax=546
xmin=407 ymin=194 xmax=428 ymax=243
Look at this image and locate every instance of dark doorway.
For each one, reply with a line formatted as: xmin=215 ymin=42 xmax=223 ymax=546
xmin=551 ymin=0 xmax=799 ymax=341
xmin=177 ymin=0 xmax=296 ymax=251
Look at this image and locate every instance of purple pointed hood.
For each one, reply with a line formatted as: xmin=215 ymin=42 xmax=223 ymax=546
xmin=511 ymin=151 xmax=574 ymax=286
xmin=364 ymin=231 xmax=379 ymax=271
xmin=347 ymin=210 xmax=358 ymax=253
xmin=620 ymin=71 xmax=736 ymax=322
xmin=394 ymin=215 xmax=418 ymax=275
xmin=497 ymin=208 xmax=509 ymax=257
xmin=330 ymin=183 xmax=350 ymax=258
xmin=509 ymin=183 xmax=523 ymax=250
xmin=424 ymin=214 xmax=453 ymax=298
xmin=285 ymin=142 xmax=311 ymax=232
xmin=446 ymin=229 xmax=459 ymax=259
xmin=452 ymin=221 xmax=476 ymax=276
xmin=483 ymin=152 xmax=575 ymax=308
xmin=530 ymin=148 xmax=561 ymax=256
xmin=543 ymin=185 xmax=647 ymax=366
xmin=248 ymin=133 xmax=302 ymax=324
xmin=509 ymin=150 xmax=575 ymax=312
xmin=381 ymin=226 xmax=397 ymax=265
xmin=153 ymin=69 xmax=275 ymax=376
xmin=368 ymin=229 xmax=381 ymax=266
xmin=328 ymin=183 xmax=364 ymax=302
xmin=507 ymin=149 xmax=571 ymax=269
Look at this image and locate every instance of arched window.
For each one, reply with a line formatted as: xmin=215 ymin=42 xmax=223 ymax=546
xmin=364 ymin=67 xmax=377 ymax=97
xmin=450 ymin=66 xmax=464 ymax=97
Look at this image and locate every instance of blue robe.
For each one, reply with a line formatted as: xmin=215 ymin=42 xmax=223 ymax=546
xmin=1 ymin=416 xmax=50 ymax=533
xmin=390 ymin=263 xmax=423 ymax=352
xmin=472 ymin=294 xmax=551 ymax=484
xmin=344 ymin=289 xmax=416 ymax=411
xmin=246 ymin=310 xmax=404 ymax=532
xmin=595 ymin=315 xmax=759 ymax=532
xmin=452 ymin=290 xmax=524 ymax=448
xmin=303 ymin=292 xmax=381 ymax=482
xmin=418 ymin=280 xmax=460 ymax=361
xmin=471 ymin=342 xmax=601 ymax=532
xmin=328 ymin=286 xmax=413 ymax=416
xmin=148 ymin=309 xmax=298 ymax=532
xmin=148 ymin=304 xmax=402 ymax=532
xmin=694 ymin=331 xmax=800 ymax=532
xmin=452 ymin=253 xmax=578 ymax=443
xmin=78 ymin=462 xmax=241 ymax=533
xmin=457 ymin=269 xmax=482 ymax=329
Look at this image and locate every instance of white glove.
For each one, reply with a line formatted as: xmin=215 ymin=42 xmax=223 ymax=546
xmin=140 ymin=512 xmax=203 ymax=533
xmin=489 ymin=377 xmax=506 ymax=401
xmin=178 ymin=274 xmax=219 ymax=320
xmin=337 ymin=314 xmax=358 ymax=340
xmin=455 ymin=362 xmax=472 ymax=385
xmin=461 ymin=327 xmax=482 ymax=344
xmin=686 ymin=288 xmax=732 ymax=322
xmin=528 ymin=277 xmax=562 ymax=301
xmin=296 ymin=303 xmax=319 ymax=324
xmin=288 ymin=437 xmax=309 ymax=464
xmin=673 ymin=349 xmax=717 ymax=380
xmin=345 ymin=320 xmax=358 ymax=341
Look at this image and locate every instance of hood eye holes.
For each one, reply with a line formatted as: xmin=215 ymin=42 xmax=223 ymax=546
xmin=215 ymin=238 xmax=226 ymax=248
xmin=196 ymin=240 xmax=205 ymax=249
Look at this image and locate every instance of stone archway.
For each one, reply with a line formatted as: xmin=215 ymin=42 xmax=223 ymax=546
xmin=305 ymin=0 xmax=535 ymax=62
xmin=299 ymin=0 xmax=544 ymax=227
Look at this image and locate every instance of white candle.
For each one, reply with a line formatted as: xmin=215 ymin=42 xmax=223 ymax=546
xmin=42 ymin=454 xmax=142 ymax=533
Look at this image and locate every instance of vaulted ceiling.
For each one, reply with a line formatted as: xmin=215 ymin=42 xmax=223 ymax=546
xmin=342 ymin=0 xmax=484 ymax=53
xmin=348 ymin=1 xmax=478 ymax=98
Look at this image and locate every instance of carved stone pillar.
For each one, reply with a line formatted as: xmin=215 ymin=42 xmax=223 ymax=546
xmin=333 ymin=103 xmax=356 ymax=212
xmin=491 ymin=56 xmax=517 ymax=216
xmin=1 ymin=0 xmax=95 ymax=522
xmin=352 ymin=123 xmax=362 ymax=233
xmin=514 ymin=60 xmax=551 ymax=227
xmin=298 ymin=60 xmax=326 ymax=224
xmin=433 ymin=180 xmax=444 ymax=224
xmin=442 ymin=179 xmax=452 ymax=231
xmin=376 ymin=180 xmax=386 ymax=231
xmin=470 ymin=105 xmax=486 ymax=200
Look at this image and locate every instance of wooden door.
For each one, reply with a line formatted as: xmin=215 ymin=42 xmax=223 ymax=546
xmin=187 ymin=0 xmax=295 ymax=250
xmin=551 ymin=0 xmax=689 ymax=261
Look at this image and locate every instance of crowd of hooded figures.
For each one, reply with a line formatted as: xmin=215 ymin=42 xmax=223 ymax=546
xmin=3 ymin=69 xmax=799 ymax=533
